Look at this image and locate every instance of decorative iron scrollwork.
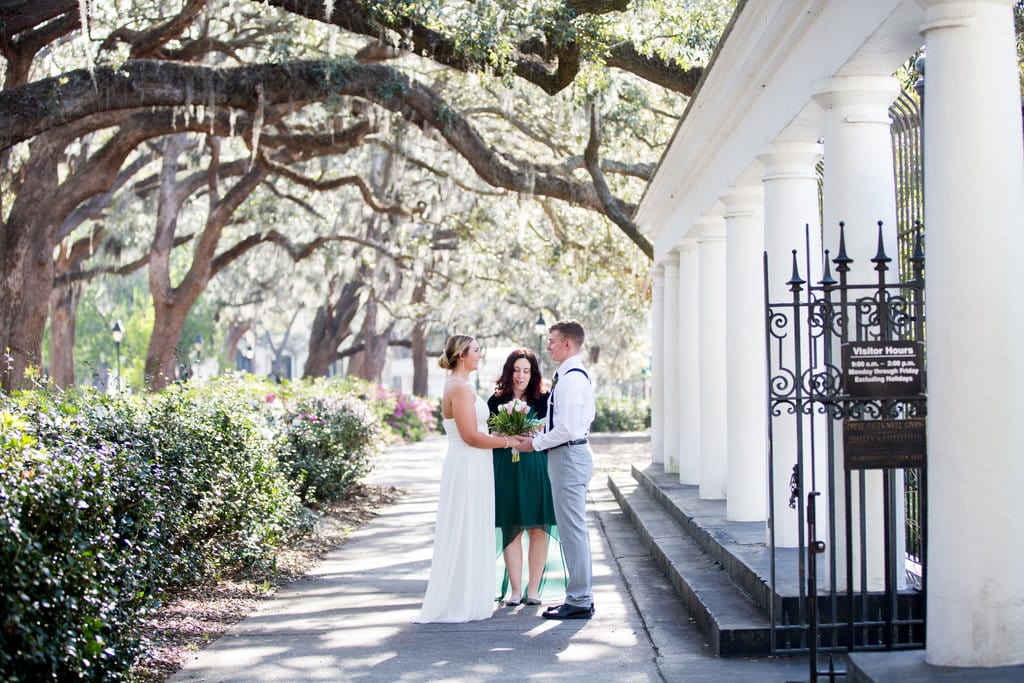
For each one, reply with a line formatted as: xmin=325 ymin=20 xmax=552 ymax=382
xmin=788 ymin=463 xmax=800 ymax=509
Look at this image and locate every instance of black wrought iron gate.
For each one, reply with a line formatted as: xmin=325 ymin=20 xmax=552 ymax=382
xmin=763 ymin=222 xmax=927 ymax=679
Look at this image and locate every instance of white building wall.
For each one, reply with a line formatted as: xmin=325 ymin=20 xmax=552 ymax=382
xmin=633 ymin=0 xmax=1024 ymax=668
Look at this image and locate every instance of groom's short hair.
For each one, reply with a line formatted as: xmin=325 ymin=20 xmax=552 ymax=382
xmin=551 ymin=320 xmax=585 ymax=348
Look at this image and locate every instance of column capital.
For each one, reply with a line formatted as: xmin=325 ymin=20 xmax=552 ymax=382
xmin=719 ymin=185 xmax=764 ymax=219
xmin=920 ymin=0 xmax=1016 ymax=32
xmin=660 ymin=251 xmax=680 ymax=268
xmin=651 ymin=264 xmax=665 ymax=281
xmin=918 ymin=0 xmax=1015 ymax=11
xmin=695 ymin=215 xmax=726 ymax=242
xmin=757 ymin=142 xmax=824 ymax=182
xmin=811 ymin=75 xmax=901 ymax=120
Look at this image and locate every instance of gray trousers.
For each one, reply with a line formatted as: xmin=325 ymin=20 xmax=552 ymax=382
xmin=547 ymin=443 xmax=594 ymax=608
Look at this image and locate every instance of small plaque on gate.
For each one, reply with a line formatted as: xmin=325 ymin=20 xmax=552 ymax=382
xmin=842 ymin=341 xmax=924 ymax=398
xmin=843 ymin=419 xmax=926 ymax=469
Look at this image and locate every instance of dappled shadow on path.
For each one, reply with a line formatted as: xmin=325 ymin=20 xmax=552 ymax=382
xmin=171 ymin=437 xmax=654 ymax=682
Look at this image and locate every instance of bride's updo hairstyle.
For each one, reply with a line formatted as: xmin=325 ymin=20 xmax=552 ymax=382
xmin=439 ymin=334 xmax=475 ymax=370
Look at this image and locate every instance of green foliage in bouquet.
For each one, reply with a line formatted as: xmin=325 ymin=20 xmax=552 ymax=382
xmin=487 ymin=398 xmax=543 ymax=436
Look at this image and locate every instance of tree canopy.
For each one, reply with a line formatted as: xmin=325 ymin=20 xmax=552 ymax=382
xmin=0 ymin=0 xmax=735 ymax=390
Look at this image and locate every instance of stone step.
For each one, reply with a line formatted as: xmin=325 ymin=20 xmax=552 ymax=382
xmin=608 ymin=472 xmax=772 ymax=657
xmin=629 ymin=464 xmax=787 ymax=618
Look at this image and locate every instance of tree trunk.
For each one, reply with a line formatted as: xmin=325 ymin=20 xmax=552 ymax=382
xmin=1 ymin=120 xmax=178 ymax=391
xmin=302 ymin=279 xmax=362 ymax=377
xmin=411 ymin=319 xmax=429 ymax=396
xmin=410 ymin=278 xmax=429 ymax=396
xmin=47 ymin=277 xmax=81 ymax=387
xmin=48 ymin=226 xmax=107 ymax=387
xmin=348 ymin=297 xmax=391 ymax=383
xmin=144 ymin=300 xmax=192 ymax=387
xmin=0 ymin=135 xmax=66 ymax=389
xmin=144 ymin=134 xmax=267 ymax=390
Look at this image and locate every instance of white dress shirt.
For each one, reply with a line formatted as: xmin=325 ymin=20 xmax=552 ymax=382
xmin=532 ymin=352 xmax=595 ymax=451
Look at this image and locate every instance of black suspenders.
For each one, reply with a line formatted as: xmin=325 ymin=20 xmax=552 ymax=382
xmin=549 ymin=367 xmax=590 ymax=429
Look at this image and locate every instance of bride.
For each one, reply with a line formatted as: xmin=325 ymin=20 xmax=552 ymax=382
xmin=415 ymin=334 xmax=515 ymax=623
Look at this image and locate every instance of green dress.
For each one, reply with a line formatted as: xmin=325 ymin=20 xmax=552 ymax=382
xmin=487 ymin=392 xmax=565 ymax=601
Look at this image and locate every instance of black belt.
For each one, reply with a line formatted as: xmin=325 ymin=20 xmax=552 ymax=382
xmin=552 ymin=438 xmax=588 ymax=449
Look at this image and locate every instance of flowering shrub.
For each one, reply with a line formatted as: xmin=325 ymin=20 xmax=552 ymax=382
xmin=0 ymin=373 xmax=429 ymax=681
xmin=142 ymin=380 xmax=309 ymax=579
xmin=277 ymin=395 xmax=381 ymax=504
xmin=328 ymin=378 xmax=438 ymax=444
xmin=0 ymin=390 xmax=169 ymax=682
xmin=380 ymin=389 xmax=439 ymax=443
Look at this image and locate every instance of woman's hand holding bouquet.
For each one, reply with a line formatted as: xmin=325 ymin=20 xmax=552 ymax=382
xmin=487 ymin=399 xmax=543 ymax=462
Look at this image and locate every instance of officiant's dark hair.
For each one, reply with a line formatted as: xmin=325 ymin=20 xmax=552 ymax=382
xmin=493 ymin=349 xmax=543 ymax=404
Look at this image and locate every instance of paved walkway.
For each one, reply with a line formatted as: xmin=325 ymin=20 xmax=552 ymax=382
xmin=170 ymin=437 xmax=803 ymax=682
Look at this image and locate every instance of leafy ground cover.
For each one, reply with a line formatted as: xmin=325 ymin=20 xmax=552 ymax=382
xmin=0 ymin=374 xmax=435 ymax=682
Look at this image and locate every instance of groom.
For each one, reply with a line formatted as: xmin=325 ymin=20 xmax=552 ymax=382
xmin=518 ymin=319 xmax=596 ymax=620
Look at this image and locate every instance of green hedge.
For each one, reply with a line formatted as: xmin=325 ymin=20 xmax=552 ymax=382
xmin=591 ymin=395 xmax=651 ymax=432
xmin=0 ymin=374 xmax=434 ymax=682
xmin=277 ymin=395 xmax=380 ymax=505
xmin=142 ymin=382 xmax=310 ymax=580
xmin=0 ymin=393 xmax=167 ymax=681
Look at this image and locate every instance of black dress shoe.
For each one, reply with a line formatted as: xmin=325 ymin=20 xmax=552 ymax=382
xmin=541 ymin=603 xmax=594 ymax=620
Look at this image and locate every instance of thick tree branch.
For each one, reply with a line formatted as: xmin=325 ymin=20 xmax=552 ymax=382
xmin=58 ymin=151 xmax=156 ymax=241
xmin=583 ymin=102 xmax=652 ymax=258
xmin=0 ymin=1 xmax=75 ymax=38
xmin=210 ymin=229 xmax=400 ymax=278
xmin=55 ymin=233 xmax=194 ymax=285
xmin=0 ymin=60 xmax=632 ymax=219
xmin=261 ymin=0 xmax=699 ymax=96
xmin=0 ymin=10 xmax=78 ymax=88
xmin=128 ymin=0 xmax=208 ymax=59
xmin=605 ymin=42 xmax=704 ymax=95
xmin=566 ymin=0 xmax=630 ymax=14
xmin=259 ymin=157 xmax=412 ymax=216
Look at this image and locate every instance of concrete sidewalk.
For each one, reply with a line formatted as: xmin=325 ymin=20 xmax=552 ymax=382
xmin=171 ymin=437 xmax=803 ymax=682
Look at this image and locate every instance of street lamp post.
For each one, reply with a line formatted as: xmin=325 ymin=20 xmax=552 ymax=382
xmin=243 ymin=342 xmax=254 ymax=373
xmin=192 ymin=335 xmax=204 ymax=380
xmin=534 ymin=312 xmax=547 ymax=373
xmin=111 ymin=320 xmax=124 ymax=393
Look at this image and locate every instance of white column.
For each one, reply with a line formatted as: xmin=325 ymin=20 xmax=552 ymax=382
xmin=677 ymin=236 xmax=701 ymax=485
xmin=650 ymin=265 xmax=665 ymax=465
xmin=721 ymin=185 xmax=767 ymax=521
xmin=757 ymin=142 xmax=824 ymax=547
xmin=662 ymin=253 xmax=681 ymax=474
xmin=920 ymin=0 xmax=1024 ymax=667
xmin=813 ymin=76 xmax=900 ymax=275
xmin=667 ymin=245 xmax=692 ymax=475
xmin=697 ymin=215 xmax=727 ymax=499
xmin=813 ymin=76 xmax=903 ymax=591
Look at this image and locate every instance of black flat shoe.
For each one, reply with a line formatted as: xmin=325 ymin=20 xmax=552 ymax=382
xmin=541 ymin=603 xmax=594 ymax=620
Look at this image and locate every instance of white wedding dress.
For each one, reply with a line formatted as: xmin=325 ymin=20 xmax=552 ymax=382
xmin=415 ymin=393 xmax=496 ymax=623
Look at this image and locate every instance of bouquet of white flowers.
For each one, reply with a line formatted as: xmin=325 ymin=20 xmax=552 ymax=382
xmin=487 ymin=399 xmax=543 ymax=462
